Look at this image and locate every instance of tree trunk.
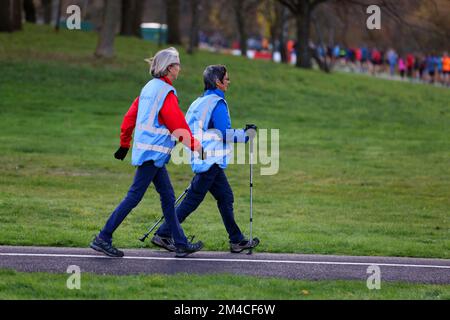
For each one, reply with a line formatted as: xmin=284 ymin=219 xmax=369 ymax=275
xmin=270 ymin=22 xmax=277 ymax=60
xmin=166 ymin=0 xmax=181 ymax=45
xmin=0 ymin=0 xmax=13 ymax=32
xmin=12 ymin=0 xmax=23 ymax=31
xmin=296 ymin=3 xmax=312 ymax=69
xmin=276 ymin=3 xmax=288 ymax=63
xmin=187 ymin=0 xmax=200 ymax=54
xmin=23 ymin=0 xmax=36 ymax=23
xmin=311 ymin=14 xmax=330 ymax=72
xmin=268 ymin=1 xmax=277 ymax=61
xmin=55 ymin=0 xmax=62 ymax=31
xmin=95 ymin=0 xmax=122 ymax=58
xmin=41 ymin=0 xmax=52 ymax=24
xmin=120 ymin=0 xmax=142 ymax=37
xmin=121 ymin=0 xmax=135 ymax=36
xmin=132 ymin=0 xmax=143 ymax=37
xmin=233 ymin=0 xmax=247 ymax=57
xmin=310 ymin=47 xmax=329 ymax=72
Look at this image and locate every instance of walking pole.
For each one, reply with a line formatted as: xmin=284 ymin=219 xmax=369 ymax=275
xmin=247 ymin=132 xmax=255 ymax=255
xmin=139 ymin=184 xmax=191 ymax=242
xmin=138 ymin=216 xmax=164 ymax=242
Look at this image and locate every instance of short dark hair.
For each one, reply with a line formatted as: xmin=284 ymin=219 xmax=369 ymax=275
xmin=203 ymin=65 xmax=227 ymax=90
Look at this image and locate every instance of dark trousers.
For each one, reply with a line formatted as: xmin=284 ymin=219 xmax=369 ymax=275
xmin=99 ymin=160 xmax=187 ymax=247
xmin=157 ymin=164 xmax=244 ymax=243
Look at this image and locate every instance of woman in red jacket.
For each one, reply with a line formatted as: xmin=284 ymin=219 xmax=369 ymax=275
xmin=90 ymin=48 xmax=204 ymax=258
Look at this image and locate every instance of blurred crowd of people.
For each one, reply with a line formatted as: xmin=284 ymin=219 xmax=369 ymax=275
xmin=318 ymin=45 xmax=450 ymax=87
xmin=197 ymin=31 xmax=449 ymax=88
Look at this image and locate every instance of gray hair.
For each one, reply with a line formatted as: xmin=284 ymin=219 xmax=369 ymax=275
xmin=145 ymin=47 xmax=180 ymax=78
xmin=203 ymin=65 xmax=227 ymax=90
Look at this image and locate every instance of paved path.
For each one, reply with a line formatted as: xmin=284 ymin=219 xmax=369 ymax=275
xmin=1 ymin=246 xmax=449 ymax=284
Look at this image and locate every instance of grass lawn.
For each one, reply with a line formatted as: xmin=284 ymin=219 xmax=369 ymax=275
xmin=0 ymin=24 xmax=449 ymax=258
xmin=0 ymin=24 xmax=449 ymax=299
xmin=0 ymin=269 xmax=449 ymax=300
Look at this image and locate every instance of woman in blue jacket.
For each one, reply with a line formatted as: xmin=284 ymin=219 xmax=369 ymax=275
xmin=153 ymin=65 xmax=260 ymax=253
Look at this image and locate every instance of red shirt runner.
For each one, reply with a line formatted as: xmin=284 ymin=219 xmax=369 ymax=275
xmin=119 ymin=76 xmax=200 ymax=152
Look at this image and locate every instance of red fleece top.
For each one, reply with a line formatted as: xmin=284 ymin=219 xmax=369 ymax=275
xmin=119 ymin=77 xmax=200 ymax=152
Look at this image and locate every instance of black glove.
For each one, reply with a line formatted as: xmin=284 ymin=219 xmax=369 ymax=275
xmin=245 ymin=124 xmax=258 ymax=131
xmin=114 ymin=147 xmax=129 ymax=160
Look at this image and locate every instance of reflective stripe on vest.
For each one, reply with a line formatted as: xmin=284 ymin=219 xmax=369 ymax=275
xmin=200 ymin=131 xmax=222 ymax=141
xmin=135 ymin=142 xmax=172 ymax=154
xmin=136 ymin=87 xmax=171 ymax=135
xmin=185 ymin=94 xmax=232 ymax=173
xmin=198 ymin=99 xmax=212 ymax=129
xmin=206 ymin=149 xmax=232 ymax=157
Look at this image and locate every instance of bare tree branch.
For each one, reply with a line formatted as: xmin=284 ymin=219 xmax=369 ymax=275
xmin=311 ymin=0 xmax=329 ymax=10
xmin=278 ymin=0 xmax=299 ymax=14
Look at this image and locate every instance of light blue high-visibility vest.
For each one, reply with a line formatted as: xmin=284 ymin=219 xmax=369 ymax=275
xmin=131 ymin=78 xmax=177 ymax=167
xmin=186 ymin=94 xmax=232 ymax=173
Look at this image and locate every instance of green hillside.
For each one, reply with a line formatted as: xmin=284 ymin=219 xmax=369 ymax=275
xmin=0 ymin=24 xmax=449 ymax=259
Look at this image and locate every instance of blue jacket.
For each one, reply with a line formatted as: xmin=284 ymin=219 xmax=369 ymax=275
xmin=185 ymin=89 xmax=248 ymax=173
xmin=206 ymin=89 xmax=248 ymax=143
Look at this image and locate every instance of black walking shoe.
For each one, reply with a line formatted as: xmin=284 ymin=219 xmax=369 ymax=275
xmin=175 ymin=241 xmax=204 ymax=258
xmin=151 ymin=234 xmax=176 ymax=252
xmin=90 ymin=235 xmax=124 ymax=257
xmin=230 ymin=237 xmax=260 ymax=253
